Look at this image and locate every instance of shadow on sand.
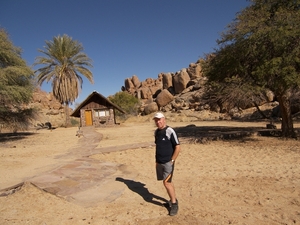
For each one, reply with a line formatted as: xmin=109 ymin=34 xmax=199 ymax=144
xmin=116 ymin=177 xmax=168 ymax=207
xmin=0 ymin=132 xmax=36 ymax=143
xmin=172 ymin=123 xmax=295 ymax=143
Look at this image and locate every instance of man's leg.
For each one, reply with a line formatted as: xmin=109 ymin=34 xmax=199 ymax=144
xmin=161 ymin=162 xmax=178 ymax=216
xmin=163 ymin=179 xmax=176 ymax=203
xmin=163 ymin=178 xmax=178 ymax=216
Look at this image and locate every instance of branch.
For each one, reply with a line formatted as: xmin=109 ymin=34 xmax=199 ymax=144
xmin=253 ymin=102 xmax=269 ymax=119
xmin=292 ymin=111 xmax=300 ymax=118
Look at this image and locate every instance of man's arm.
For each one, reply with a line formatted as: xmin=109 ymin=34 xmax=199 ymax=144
xmin=171 ymin=145 xmax=180 ymax=162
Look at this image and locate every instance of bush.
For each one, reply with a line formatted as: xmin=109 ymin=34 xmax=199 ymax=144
xmin=108 ymin=91 xmax=140 ymax=118
xmin=70 ymin=117 xmax=80 ymax=127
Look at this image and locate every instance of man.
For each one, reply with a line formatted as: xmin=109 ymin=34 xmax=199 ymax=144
xmin=153 ymin=112 xmax=180 ymax=216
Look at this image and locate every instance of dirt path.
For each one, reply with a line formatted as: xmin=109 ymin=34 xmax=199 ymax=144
xmin=0 ymin=121 xmax=300 ymax=224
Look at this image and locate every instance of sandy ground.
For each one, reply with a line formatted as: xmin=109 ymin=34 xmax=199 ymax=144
xmin=0 ymin=120 xmax=300 ymax=225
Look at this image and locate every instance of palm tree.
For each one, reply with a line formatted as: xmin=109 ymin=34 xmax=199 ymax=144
xmin=34 ymin=34 xmax=94 ymax=127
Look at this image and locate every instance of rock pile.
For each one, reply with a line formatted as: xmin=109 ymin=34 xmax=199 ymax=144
xmin=121 ymin=59 xmax=300 ymax=122
xmin=122 ymin=59 xmax=209 ymax=115
xmin=29 ymin=89 xmax=73 ymax=127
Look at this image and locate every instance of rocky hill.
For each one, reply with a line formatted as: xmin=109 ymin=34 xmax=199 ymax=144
xmin=30 ymin=89 xmax=73 ymax=128
xmin=121 ymin=59 xmax=281 ymax=121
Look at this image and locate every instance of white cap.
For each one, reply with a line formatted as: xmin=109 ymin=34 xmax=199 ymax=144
xmin=153 ymin=112 xmax=165 ymax=119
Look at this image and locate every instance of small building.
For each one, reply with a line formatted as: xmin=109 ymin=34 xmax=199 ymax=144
xmin=71 ymin=91 xmax=125 ymax=127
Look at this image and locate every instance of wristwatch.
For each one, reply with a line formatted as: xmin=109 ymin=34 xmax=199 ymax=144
xmin=171 ymin=159 xmax=175 ymax=163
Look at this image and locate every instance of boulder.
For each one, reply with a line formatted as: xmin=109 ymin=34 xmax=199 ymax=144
xmin=187 ymin=63 xmax=202 ymax=79
xmin=155 ymin=78 xmax=163 ymax=89
xmin=162 ymin=73 xmax=173 ymax=89
xmin=265 ymin=90 xmax=275 ymax=102
xmin=131 ymin=75 xmax=141 ymax=88
xmin=140 ymin=87 xmax=152 ymax=99
xmin=156 ymin=89 xmax=174 ymax=107
xmin=124 ymin=78 xmax=135 ymax=92
xmin=173 ymin=69 xmax=190 ymax=94
xmin=144 ymin=102 xmax=158 ymax=115
xmin=145 ymin=78 xmax=155 ymax=85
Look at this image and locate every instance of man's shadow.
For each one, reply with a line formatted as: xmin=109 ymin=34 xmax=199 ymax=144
xmin=116 ymin=177 xmax=169 ymax=208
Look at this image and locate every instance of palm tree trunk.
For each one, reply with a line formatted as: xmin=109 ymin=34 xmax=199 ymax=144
xmin=64 ymin=103 xmax=70 ymax=128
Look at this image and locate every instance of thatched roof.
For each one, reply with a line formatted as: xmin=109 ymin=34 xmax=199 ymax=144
xmin=71 ymin=91 xmax=125 ymax=117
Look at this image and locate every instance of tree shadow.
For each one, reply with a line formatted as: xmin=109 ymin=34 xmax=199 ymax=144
xmin=116 ymin=177 xmax=168 ymax=207
xmin=0 ymin=132 xmax=35 ymax=143
xmin=173 ymin=122 xmax=300 ymax=142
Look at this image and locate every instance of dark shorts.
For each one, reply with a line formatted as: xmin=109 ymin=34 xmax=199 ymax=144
xmin=156 ymin=161 xmax=174 ymax=182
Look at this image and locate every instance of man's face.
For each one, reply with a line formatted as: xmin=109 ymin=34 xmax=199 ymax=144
xmin=154 ymin=117 xmax=166 ymax=129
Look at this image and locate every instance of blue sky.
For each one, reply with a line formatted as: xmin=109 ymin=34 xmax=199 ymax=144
xmin=1 ymin=0 xmax=250 ymax=105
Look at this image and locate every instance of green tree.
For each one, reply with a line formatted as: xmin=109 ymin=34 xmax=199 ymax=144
xmin=0 ymin=29 xmax=35 ymax=131
xmin=108 ymin=91 xmax=140 ymax=118
xmin=203 ymin=0 xmax=300 ymax=137
xmin=34 ymin=34 xmax=94 ymax=127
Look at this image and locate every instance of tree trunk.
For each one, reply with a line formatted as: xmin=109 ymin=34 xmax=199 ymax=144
xmin=277 ymin=93 xmax=295 ymax=138
xmin=64 ymin=103 xmax=71 ymax=128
